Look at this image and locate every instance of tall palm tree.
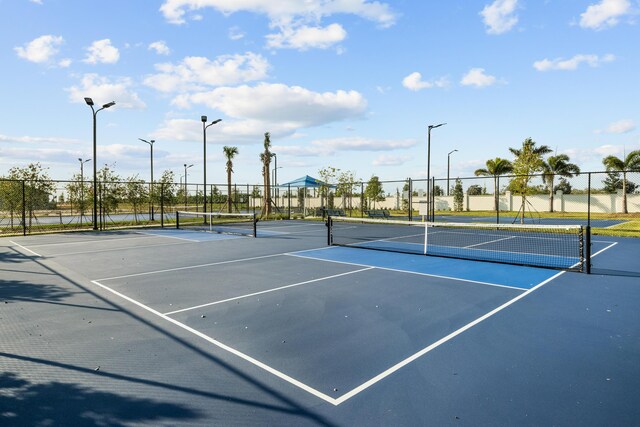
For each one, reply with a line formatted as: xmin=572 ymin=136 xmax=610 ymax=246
xmin=223 ymin=146 xmax=238 ymax=213
xmin=259 ymin=132 xmax=272 ymax=216
xmin=542 ymin=154 xmax=580 ymax=212
xmin=602 ymin=150 xmax=640 ymax=214
xmin=474 ymin=157 xmax=513 ymax=211
xmin=509 ymin=138 xmax=552 ymax=222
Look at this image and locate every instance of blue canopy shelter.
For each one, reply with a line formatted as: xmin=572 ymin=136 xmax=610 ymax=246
xmin=279 ymin=175 xmax=335 ymax=216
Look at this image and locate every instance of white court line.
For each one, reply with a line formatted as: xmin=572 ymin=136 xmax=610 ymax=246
xmin=285 ymin=252 xmax=526 ymax=291
xmin=260 ymin=223 xmax=325 ymax=230
xmin=51 ymin=241 xmax=193 ymax=257
xmin=24 ymin=234 xmax=167 ymax=248
xmin=464 ymin=235 xmax=516 ymax=249
xmin=9 ymin=240 xmax=42 ymax=257
xmin=89 ymin=279 xmax=340 ymax=406
xmin=137 ymin=231 xmax=202 ymax=242
xmin=164 ymin=267 xmax=374 ymax=315
xmin=96 ymin=252 xmax=288 ymax=282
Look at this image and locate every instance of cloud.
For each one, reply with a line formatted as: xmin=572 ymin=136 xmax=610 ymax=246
xmin=274 ymin=137 xmax=416 ymax=157
xmin=594 ymin=119 xmax=637 ymax=134
xmin=173 ymin=83 xmax=367 ymax=128
xmin=480 ymin=0 xmax=518 ymax=34
xmin=66 ymin=74 xmax=146 ymax=109
xmin=14 ymin=35 xmax=64 ymax=64
xmin=0 ymin=134 xmax=81 ymax=145
xmin=229 ymin=26 xmax=245 ymax=40
xmin=533 ymin=54 xmax=615 ymax=71
xmin=159 ymin=0 xmax=398 ymax=28
xmin=152 ymin=118 xmax=296 ymax=143
xmin=372 ymin=154 xmax=412 ymax=166
xmin=84 ymin=39 xmax=120 ymax=64
xmin=266 ymin=23 xmax=347 ymax=50
xmin=579 ymin=0 xmax=631 ymax=30
xmin=144 ymin=52 xmax=270 ymax=93
xmin=402 ymin=72 xmax=449 ymax=91
xmin=460 ymin=68 xmax=498 ymax=87
xmin=148 ymin=41 xmax=171 ymax=55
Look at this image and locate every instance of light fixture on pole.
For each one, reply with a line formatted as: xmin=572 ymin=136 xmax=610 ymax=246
xmin=184 ymin=163 xmax=193 ymax=207
xmin=427 ymin=122 xmax=446 ymax=222
xmin=447 ymin=149 xmax=458 ymax=196
xmin=139 ymin=138 xmax=155 ymax=221
xmin=85 ymin=97 xmax=115 ymax=230
xmin=201 ymin=116 xmax=222 ymax=215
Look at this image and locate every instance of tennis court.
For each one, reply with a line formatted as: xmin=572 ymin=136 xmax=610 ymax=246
xmin=1 ymin=219 xmax=639 ymax=425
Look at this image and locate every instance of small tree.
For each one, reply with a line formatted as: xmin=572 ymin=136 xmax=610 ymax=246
xmin=318 ymin=166 xmax=339 ymax=209
xmin=508 ymin=138 xmax=552 ymax=222
xmin=475 ymin=157 xmax=513 ymax=211
xmin=7 ymin=163 xmax=55 ymax=227
xmin=542 ymin=154 xmax=580 ymax=212
xmin=467 ymin=185 xmax=483 ymax=196
xmin=602 ymin=150 xmax=640 ymax=213
xmin=603 ymin=171 xmax=638 ymax=194
xmin=124 ymin=175 xmax=148 ymax=223
xmin=223 ymin=146 xmax=239 ymax=213
xmin=364 ymin=175 xmax=385 ymax=209
xmin=453 ymin=179 xmax=464 ymax=211
xmin=259 ymin=132 xmax=272 ymax=216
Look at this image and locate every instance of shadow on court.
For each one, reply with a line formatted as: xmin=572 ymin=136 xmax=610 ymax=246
xmin=1 ymin=248 xmax=337 ymax=426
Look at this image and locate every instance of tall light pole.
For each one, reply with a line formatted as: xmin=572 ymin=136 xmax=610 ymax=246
xmin=85 ymin=98 xmax=115 ymax=230
xmin=184 ymin=163 xmax=193 ymax=207
xmin=139 ymin=138 xmax=155 ymax=220
xmin=447 ymin=149 xmax=458 ymax=196
xmin=427 ymin=122 xmax=446 ymax=222
xmin=78 ymin=157 xmax=91 ymax=225
xmin=201 ymin=116 xmax=222 ymax=214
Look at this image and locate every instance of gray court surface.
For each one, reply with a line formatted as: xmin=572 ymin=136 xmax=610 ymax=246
xmin=1 ymin=220 xmax=639 ymax=426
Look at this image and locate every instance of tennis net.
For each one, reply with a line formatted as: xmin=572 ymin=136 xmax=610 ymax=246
xmin=328 ymin=216 xmax=585 ymax=271
xmin=176 ymin=211 xmax=257 ymax=237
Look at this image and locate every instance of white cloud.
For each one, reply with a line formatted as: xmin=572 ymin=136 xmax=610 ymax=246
xmin=14 ymin=35 xmax=64 ymax=64
xmin=229 ymin=26 xmax=245 ymax=40
xmin=0 ymin=134 xmax=81 ymax=145
xmin=66 ymin=74 xmax=146 ymax=110
xmin=30 ymin=0 xmax=43 ymax=5
xmin=595 ymin=119 xmax=637 ymax=134
xmin=58 ymin=58 xmax=72 ymax=68
xmin=144 ymin=52 xmax=270 ymax=93
xmin=372 ymin=154 xmax=411 ymax=166
xmin=480 ymin=0 xmax=518 ymax=34
xmin=579 ymin=0 xmax=631 ymax=30
xmin=84 ymin=39 xmax=120 ymax=64
xmin=460 ymin=68 xmax=498 ymax=87
xmin=275 ymin=137 xmax=416 ymax=157
xmin=149 ymin=41 xmax=171 ymax=55
xmin=533 ymin=54 xmax=615 ymax=71
xmin=402 ymin=72 xmax=449 ymax=91
xmin=153 ymin=118 xmax=296 ymax=143
xmin=173 ymin=83 xmax=367 ymax=128
xmin=266 ymin=23 xmax=347 ymax=50
xmin=159 ymin=0 xmax=397 ymax=28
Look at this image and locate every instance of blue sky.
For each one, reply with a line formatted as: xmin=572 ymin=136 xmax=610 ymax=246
xmin=0 ymin=0 xmax=638 ymax=185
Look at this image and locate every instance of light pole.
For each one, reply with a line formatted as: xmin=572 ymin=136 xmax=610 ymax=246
xmin=447 ymin=149 xmax=458 ymax=196
xmin=184 ymin=163 xmax=193 ymax=208
xmin=85 ymin=98 xmax=115 ymax=230
xmin=139 ymin=138 xmax=155 ymax=220
xmin=427 ymin=122 xmax=446 ymax=222
xmin=78 ymin=157 xmax=91 ymax=225
xmin=201 ymin=116 xmax=222 ymax=214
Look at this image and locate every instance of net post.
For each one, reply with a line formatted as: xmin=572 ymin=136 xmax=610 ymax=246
xmin=253 ymin=213 xmax=257 ymax=238
xmin=327 ymin=216 xmax=333 ymax=246
xmin=408 ymin=178 xmax=413 ymax=221
xmin=587 ymin=172 xmax=591 ymax=228
xmin=288 ymin=184 xmax=291 ymax=220
xmin=585 ymin=225 xmax=591 ymax=274
xmin=496 ymin=175 xmax=500 ymax=224
xmin=176 ymin=211 xmax=180 ymax=229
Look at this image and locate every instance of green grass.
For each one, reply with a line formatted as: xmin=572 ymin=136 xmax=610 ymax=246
xmin=592 ymin=221 xmax=640 ymax=238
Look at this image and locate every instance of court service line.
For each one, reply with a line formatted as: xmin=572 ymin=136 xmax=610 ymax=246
xmin=89 ymin=279 xmax=340 ymax=406
xmin=164 ymin=267 xmax=374 ymax=316
xmin=9 ymin=241 xmax=42 ymax=257
xmin=51 ymin=241 xmax=193 ymax=257
xmin=285 ymin=252 xmax=526 ymax=291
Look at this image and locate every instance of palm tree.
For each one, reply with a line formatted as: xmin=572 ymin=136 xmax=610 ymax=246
xmin=259 ymin=132 xmax=272 ymax=216
xmin=542 ymin=154 xmax=580 ymax=212
xmin=602 ymin=150 xmax=640 ymax=214
xmin=474 ymin=157 xmax=513 ymax=211
xmin=223 ymin=146 xmax=238 ymax=213
xmin=509 ymin=138 xmax=552 ymax=222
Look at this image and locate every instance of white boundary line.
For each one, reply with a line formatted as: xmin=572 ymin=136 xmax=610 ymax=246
xmin=24 ymin=234 xmax=166 ymax=248
xmin=89 ymin=279 xmax=340 ymax=405
xmin=164 ymin=267 xmax=374 ymax=315
xmin=285 ymin=252 xmax=526 ymax=291
xmin=137 ymin=231 xmax=203 ymax=242
xmin=51 ymin=241 xmax=193 ymax=258
xmin=9 ymin=240 xmax=42 ymax=257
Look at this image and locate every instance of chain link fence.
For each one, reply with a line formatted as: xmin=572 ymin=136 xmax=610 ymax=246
xmin=1 ymin=171 xmax=638 ymax=237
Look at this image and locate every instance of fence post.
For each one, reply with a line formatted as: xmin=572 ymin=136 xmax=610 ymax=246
xmin=288 ymin=184 xmax=291 ymax=220
xmin=360 ymin=182 xmax=364 ymax=217
xmin=22 ymin=180 xmax=26 ymax=236
xmin=496 ymin=176 xmax=500 ymax=224
xmin=408 ymin=178 xmax=413 ymax=221
xmin=160 ymin=182 xmax=165 ymax=228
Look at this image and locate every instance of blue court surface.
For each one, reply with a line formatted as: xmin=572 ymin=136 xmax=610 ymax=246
xmin=1 ymin=220 xmax=639 ymax=425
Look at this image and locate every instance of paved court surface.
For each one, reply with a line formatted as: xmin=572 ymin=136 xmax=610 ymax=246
xmin=1 ymin=220 xmax=639 ymax=426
